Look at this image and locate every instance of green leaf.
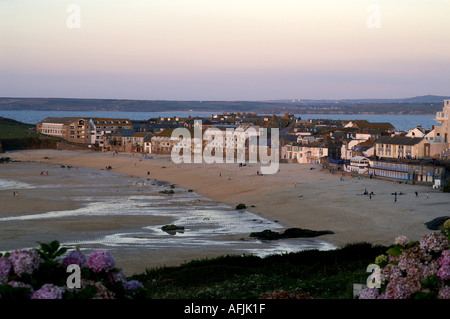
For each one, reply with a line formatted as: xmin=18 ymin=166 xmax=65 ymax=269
xmin=422 ymin=275 xmax=440 ymax=289
xmin=50 ymin=240 xmax=60 ymax=251
xmin=386 ymin=247 xmax=402 ymax=257
xmin=414 ymin=290 xmax=438 ymax=299
xmin=55 ymin=247 xmax=68 ymax=257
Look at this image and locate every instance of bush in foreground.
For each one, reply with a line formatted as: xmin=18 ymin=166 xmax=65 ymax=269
xmin=359 ymin=219 xmax=450 ymax=299
xmin=0 ymin=241 xmax=148 ymax=299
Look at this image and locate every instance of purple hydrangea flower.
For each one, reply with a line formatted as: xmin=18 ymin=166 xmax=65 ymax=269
xmin=31 ymin=284 xmax=64 ymax=299
xmin=124 ymin=280 xmax=144 ymax=290
xmin=9 ymin=249 xmax=41 ymax=277
xmin=8 ymin=281 xmax=33 ymax=290
xmin=86 ymin=250 xmax=115 ymax=273
xmin=108 ymin=269 xmax=127 ymax=284
xmin=62 ymin=249 xmax=87 ymax=267
xmin=0 ymin=257 xmax=12 ymax=282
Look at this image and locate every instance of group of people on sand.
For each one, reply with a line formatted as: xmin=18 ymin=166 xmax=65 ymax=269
xmin=363 ymin=188 xmax=375 ymax=199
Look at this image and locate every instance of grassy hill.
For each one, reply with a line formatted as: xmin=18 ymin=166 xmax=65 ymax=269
xmin=0 ymin=117 xmax=57 ymax=152
xmin=0 ymin=117 xmax=37 ymax=139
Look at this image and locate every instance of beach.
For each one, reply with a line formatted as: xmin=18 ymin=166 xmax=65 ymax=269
xmin=1 ymin=149 xmax=449 ymax=274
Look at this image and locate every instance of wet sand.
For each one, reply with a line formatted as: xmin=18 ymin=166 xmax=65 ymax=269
xmin=2 ymin=149 xmax=450 ymax=274
xmin=1 ymin=157 xmax=334 ymax=275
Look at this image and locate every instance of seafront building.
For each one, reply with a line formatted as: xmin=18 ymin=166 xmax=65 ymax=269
xmin=425 ymin=100 xmax=450 ymax=159
xmin=33 ymin=102 xmax=450 ymax=188
xmin=281 ymin=140 xmax=341 ymax=164
xmin=89 ymin=118 xmax=133 ymax=150
xmin=374 ymin=136 xmax=430 ymax=159
xmin=36 ymin=117 xmax=91 ymax=144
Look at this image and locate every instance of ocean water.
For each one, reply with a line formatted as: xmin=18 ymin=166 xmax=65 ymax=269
xmin=0 ymin=110 xmax=437 ymax=132
xmin=0 ymin=162 xmax=336 ymax=270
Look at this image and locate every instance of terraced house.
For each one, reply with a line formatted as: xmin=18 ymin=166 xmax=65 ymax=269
xmin=375 ymin=136 xmax=430 ymax=159
xmin=89 ymin=118 xmax=133 ymax=150
xmin=282 ymin=140 xmax=341 ymax=164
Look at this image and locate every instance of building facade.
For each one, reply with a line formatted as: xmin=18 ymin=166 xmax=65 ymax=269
xmin=424 ymin=100 xmax=450 ymax=158
xmin=36 ymin=117 xmax=91 ymax=144
xmin=90 ymin=118 xmax=133 ymax=150
xmin=375 ymin=136 xmax=430 ymax=159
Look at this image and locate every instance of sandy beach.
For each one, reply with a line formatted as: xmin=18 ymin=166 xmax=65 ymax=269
xmin=1 ymin=149 xmax=449 ymax=273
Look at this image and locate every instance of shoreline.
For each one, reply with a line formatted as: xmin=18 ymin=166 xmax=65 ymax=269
xmin=3 ymin=149 xmax=450 ymax=249
xmin=0 ymin=155 xmax=338 ymax=275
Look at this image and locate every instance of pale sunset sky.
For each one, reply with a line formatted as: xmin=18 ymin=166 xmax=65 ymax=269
xmin=1 ymin=0 xmax=450 ymax=100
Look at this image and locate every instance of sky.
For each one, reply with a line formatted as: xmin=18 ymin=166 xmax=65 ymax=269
xmin=1 ymin=0 xmax=450 ymax=100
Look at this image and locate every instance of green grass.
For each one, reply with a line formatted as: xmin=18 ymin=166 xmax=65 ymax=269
xmin=0 ymin=117 xmax=58 ymax=151
xmin=0 ymin=117 xmax=38 ymax=139
xmin=130 ymin=242 xmax=388 ymax=299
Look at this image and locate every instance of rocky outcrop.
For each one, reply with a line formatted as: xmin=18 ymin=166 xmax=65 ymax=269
xmin=249 ymin=228 xmax=334 ymax=240
xmin=425 ymin=216 xmax=450 ymax=230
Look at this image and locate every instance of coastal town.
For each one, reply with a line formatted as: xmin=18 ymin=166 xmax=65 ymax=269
xmin=33 ymin=100 xmax=450 ymax=190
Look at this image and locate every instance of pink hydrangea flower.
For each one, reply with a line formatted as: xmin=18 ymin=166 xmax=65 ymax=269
xmin=395 ymin=235 xmax=410 ymax=246
xmin=0 ymin=257 xmax=12 ymax=282
xmin=62 ymin=249 xmax=86 ymax=267
xmin=419 ymin=233 xmax=449 ymax=253
xmin=358 ymin=287 xmax=379 ymax=299
xmin=438 ymin=286 xmax=450 ymax=299
xmin=86 ymin=250 xmax=115 ymax=273
xmin=420 ymin=260 xmax=440 ymax=280
xmin=437 ymin=265 xmax=450 ymax=281
xmin=380 ymin=264 xmax=403 ymax=284
xmin=31 ymin=284 xmax=65 ymax=299
xmin=9 ymin=249 xmax=41 ymax=277
xmin=384 ymin=278 xmax=412 ymax=299
xmin=439 ymin=250 xmax=450 ymax=266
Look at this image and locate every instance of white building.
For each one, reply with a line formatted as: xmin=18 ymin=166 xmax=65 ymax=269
xmin=406 ymin=126 xmax=427 ymax=138
xmin=89 ymin=118 xmax=133 ymax=149
xmin=345 ymin=156 xmax=370 ymax=174
xmin=424 ymin=100 xmax=450 ymax=158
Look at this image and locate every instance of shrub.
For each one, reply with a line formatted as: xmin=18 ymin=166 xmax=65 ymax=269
xmin=0 ymin=241 xmax=148 ymax=299
xmin=359 ymin=224 xmax=450 ymax=299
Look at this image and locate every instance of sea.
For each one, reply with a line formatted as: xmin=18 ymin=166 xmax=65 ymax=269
xmin=0 ymin=110 xmax=438 ymax=132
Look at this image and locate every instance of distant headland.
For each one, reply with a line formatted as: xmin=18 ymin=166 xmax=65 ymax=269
xmin=1 ymin=95 xmax=449 ymax=115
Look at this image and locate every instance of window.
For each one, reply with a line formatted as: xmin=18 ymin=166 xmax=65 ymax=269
xmin=378 ymin=144 xmax=383 ymax=155
xmin=385 ymin=145 xmax=391 ymax=156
